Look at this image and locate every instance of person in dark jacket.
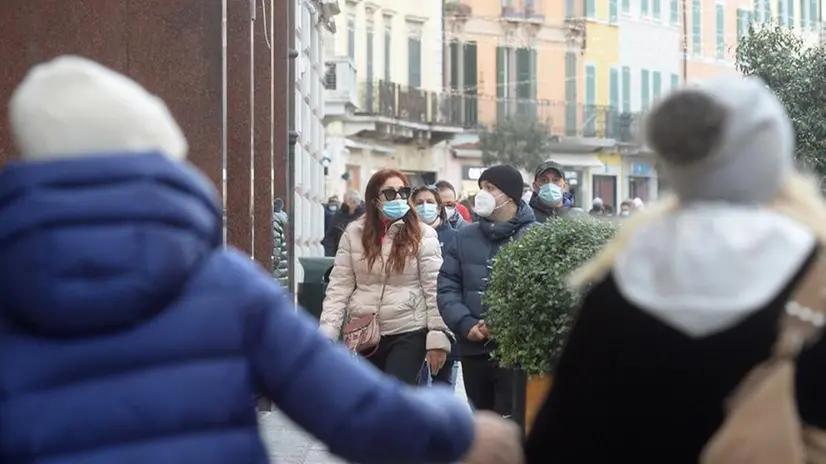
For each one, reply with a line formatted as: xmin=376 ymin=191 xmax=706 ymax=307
xmin=529 ymin=160 xmax=572 ymax=221
xmin=324 ymin=195 xmax=340 ymax=232
xmin=412 ymin=185 xmax=460 ymax=388
xmin=322 ymin=189 xmax=363 ymax=256
xmin=438 ymin=165 xmax=537 ymax=416
xmin=0 ymin=55 xmax=525 ymax=464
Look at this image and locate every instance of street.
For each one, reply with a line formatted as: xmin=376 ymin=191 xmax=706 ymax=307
xmin=260 ymin=365 xmax=468 ymax=463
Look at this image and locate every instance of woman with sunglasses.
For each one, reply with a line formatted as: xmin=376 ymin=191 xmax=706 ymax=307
xmin=320 ymin=169 xmax=453 ymax=385
xmin=412 ymin=185 xmax=461 ymax=388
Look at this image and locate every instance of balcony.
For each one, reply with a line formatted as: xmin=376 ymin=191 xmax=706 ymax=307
xmin=443 ymin=94 xmax=623 ymax=140
xmin=616 ymin=111 xmax=646 ymax=145
xmin=354 ymin=80 xmax=470 ymax=132
xmin=444 ymin=1 xmax=472 ymax=18
xmin=323 ymin=57 xmax=357 ymax=117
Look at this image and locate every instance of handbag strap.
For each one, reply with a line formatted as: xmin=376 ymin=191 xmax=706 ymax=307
xmin=773 ymin=253 xmax=826 ymax=359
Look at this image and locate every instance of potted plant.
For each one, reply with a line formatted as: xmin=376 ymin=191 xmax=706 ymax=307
xmin=483 ymin=217 xmax=618 ymax=433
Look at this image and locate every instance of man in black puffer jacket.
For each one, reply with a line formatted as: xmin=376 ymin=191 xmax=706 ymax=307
xmin=438 ymin=165 xmax=537 ymax=418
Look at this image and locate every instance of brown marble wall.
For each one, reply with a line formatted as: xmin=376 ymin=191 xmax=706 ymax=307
xmin=225 ymin=0 xmax=253 ymax=256
xmin=0 ymin=1 xmax=290 ymax=272
xmin=252 ymin=0 xmax=275 ymax=271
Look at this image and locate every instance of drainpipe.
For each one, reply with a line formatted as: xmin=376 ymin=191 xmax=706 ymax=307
xmin=442 ymin=0 xmax=448 ymax=90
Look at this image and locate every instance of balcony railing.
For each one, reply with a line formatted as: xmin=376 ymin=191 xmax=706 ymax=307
xmin=356 ymin=80 xmax=473 ymax=127
xmin=441 ymin=93 xmax=624 ymax=139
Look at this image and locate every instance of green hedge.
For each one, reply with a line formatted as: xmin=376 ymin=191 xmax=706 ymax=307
xmin=483 ymin=217 xmax=618 ymax=376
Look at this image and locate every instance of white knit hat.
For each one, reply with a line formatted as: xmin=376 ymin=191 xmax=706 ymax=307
xmin=647 ymin=75 xmax=793 ymax=204
xmin=8 ymin=55 xmax=188 ymax=161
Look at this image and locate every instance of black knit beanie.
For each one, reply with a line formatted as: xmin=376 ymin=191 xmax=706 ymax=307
xmin=478 ymin=165 xmax=524 ymax=203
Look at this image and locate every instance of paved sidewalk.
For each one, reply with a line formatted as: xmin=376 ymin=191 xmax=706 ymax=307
xmin=260 ymin=365 xmax=468 ymax=464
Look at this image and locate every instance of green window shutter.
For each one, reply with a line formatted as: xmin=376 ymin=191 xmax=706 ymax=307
xmin=737 ymin=10 xmax=743 ymax=38
xmin=653 ymin=0 xmax=661 ymax=19
xmin=789 ymin=0 xmax=795 ymax=26
xmin=621 ymin=66 xmax=631 ymax=113
xmin=641 ymin=69 xmax=650 ymax=110
xmin=610 ymin=0 xmax=618 ymax=23
xmin=463 ymin=42 xmax=478 ymax=92
xmin=799 ymin=0 xmax=807 ymax=28
xmin=566 ymin=0 xmax=576 ymax=17
xmin=449 ymin=41 xmax=460 ymax=90
xmin=609 ymin=68 xmax=620 ymax=137
xmin=671 ymin=73 xmax=679 ymax=89
xmin=366 ymin=30 xmax=374 ymax=83
xmin=384 ymin=31 xmax=391 ymax=81
xmin=565 ymin=52 xmax=577 ymax=136
xmin=671 ymin=0 xmax=679 ymax=23
xmin=692 ymin=0 xmax=702 ymax=55
xmin=463 ymin=42 xmax=478 ymax=126
xmin=584 ymin=64 xmax=596 ymax=136
xmin=586 ymin=0 xmax=596 ymax=18
xmin=497 ymin=46 xmax=506 ymax=122
xmin=777 ymin=0 xmax=785 ymax=25
xmin=716 ymin=4 xmax=725 ymax=59
xmin=348 ymin=20 xmax=356 ymax=61
xmin=754 ymin=0 xmax=762 ymax=21
xmin=652 ymin=71 xmax=662 ymax=99
xmin=622 ymin=0 xmax=630 ymax=13
xmin=408 ymin=38 xmax=421 ymax=88
xmin=642 ymin=0 xmax=649 ymax=16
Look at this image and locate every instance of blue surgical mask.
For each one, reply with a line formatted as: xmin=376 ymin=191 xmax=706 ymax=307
xmin=416 ymin=203 xmax=439 ymax=223
xmin=381 ymin=199 xmax=410 ymax=220
xmin=539 ymin=183 xmax=563 ymax=205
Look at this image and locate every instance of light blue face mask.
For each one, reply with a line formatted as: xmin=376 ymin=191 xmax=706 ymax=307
xmin=416 ymin=203 xmax=439 ymax=223
xmin=539 ymin=183 xmax=563 ymax=205
xmin=381 ymin=199 xmax=410 ymax=220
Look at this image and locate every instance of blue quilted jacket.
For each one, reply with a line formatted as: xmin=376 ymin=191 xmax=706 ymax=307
xmin=0 ymin=153 xmax=473 ymax=464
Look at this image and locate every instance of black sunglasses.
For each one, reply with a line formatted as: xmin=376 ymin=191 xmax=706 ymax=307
xmin=380 ymin=187 xmax=412 ymax=201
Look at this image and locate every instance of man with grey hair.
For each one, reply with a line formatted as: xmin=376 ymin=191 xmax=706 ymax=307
xmin=322 ymin=189 xmax=364 ymax=256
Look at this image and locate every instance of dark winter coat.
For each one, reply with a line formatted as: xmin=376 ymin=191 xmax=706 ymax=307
xmin=437 ymin=202 xmax=537 ymax=356
xmin=322 ymin=204 xmax=364 ymax=257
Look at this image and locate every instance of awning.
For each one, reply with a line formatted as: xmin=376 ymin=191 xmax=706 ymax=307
xmin=345 ymin=138 xmax=395 ymax=154
xmin=544 ymin=153 xmax=604 ymax=169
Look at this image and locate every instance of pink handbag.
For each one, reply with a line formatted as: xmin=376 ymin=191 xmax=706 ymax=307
xmin=341 ymin=281 xmax=386 ymax=357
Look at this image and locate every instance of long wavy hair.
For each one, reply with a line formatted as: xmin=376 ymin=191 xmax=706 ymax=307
xmin=362 ymin=169 xmax=422 ymax=274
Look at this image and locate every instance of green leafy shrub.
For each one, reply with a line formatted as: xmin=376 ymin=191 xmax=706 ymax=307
xmin=483 ymin=217 xmax=617 ymax=376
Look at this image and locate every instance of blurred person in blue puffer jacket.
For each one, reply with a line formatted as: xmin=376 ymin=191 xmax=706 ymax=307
xmin=0 ymin=56 xmax=523 ymax=464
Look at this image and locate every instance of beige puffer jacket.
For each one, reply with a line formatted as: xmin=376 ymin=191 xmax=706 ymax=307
xmin=319 ymin=217 xmax=452 ymax=352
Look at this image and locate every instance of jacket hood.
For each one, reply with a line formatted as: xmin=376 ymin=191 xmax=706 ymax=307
xmin=479 ymin=201 xmax=536 ymax=241
xmin=0 ymin=153 xmax=222 ymax=338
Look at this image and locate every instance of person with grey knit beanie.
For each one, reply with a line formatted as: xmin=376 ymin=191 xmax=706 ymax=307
xmin=525 ymin=75 xmax=826 ymax=462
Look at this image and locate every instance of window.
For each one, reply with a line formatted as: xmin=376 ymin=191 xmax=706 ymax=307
xmin=641 ymin=69 xmax=650 ymax=109
xmin=671 ymin=0 xmax=679 ymax=23
xmin=652 ymin=71 xmax=662 ymax=100
xmin=610 ymin=0 xmax=618 ymax=23
xmin=565 ymin=52 xmax=577 ymax=136
xmin=800 ymin=0 xmax=808 ymax=28
xmin=347 ymin=18 xmax=355 ymax=61
xmin=586 ymin=0 xmax=595 ymax=18
xmin=622 ymin=0 xmax=630 ymax=14
xmin=716 ymin=4 xmax=725 ymax=59
xmin=566 ymin=0 xmax=576 ymax=17
xmin=653 ymin=0 xmax=661 ymax=19
xmin=609 ymin=68 xmax=620 ymax=138
xmin=671 ymin=72 xmax=679 ymax=89
xmin=621 ymin=66 xmax=631 ymax=113
xmin=810 ymin=0 xmax=817 ymax=30
xmin=692 ymin=0 xmax=701 ymax=55
xmin=642 ymin=0 xmax=649 ymax=16
xmin=408 ymin=36 xmax=422 ymax=88
xmin=764 ymin=0 xmax=772 ymax=23
xmin=754 ymin=0 xmax=763 ymax=21
xmin=497 ymin=47 xmax=534 ymax=121
xmin=449 ymin=41 xmax=460 ymax=90
xmin=737 ymin=8 xmax=754 ymax=38
xmin=778 ymin=0 xmax=786 ymax=26
xmin=384 ymin=27 xmax=391 ymax=80
xmin=787 ymin=0 xmax=794 ymax=27
xmin=584 ymin=64 xmax=596 ymax=136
